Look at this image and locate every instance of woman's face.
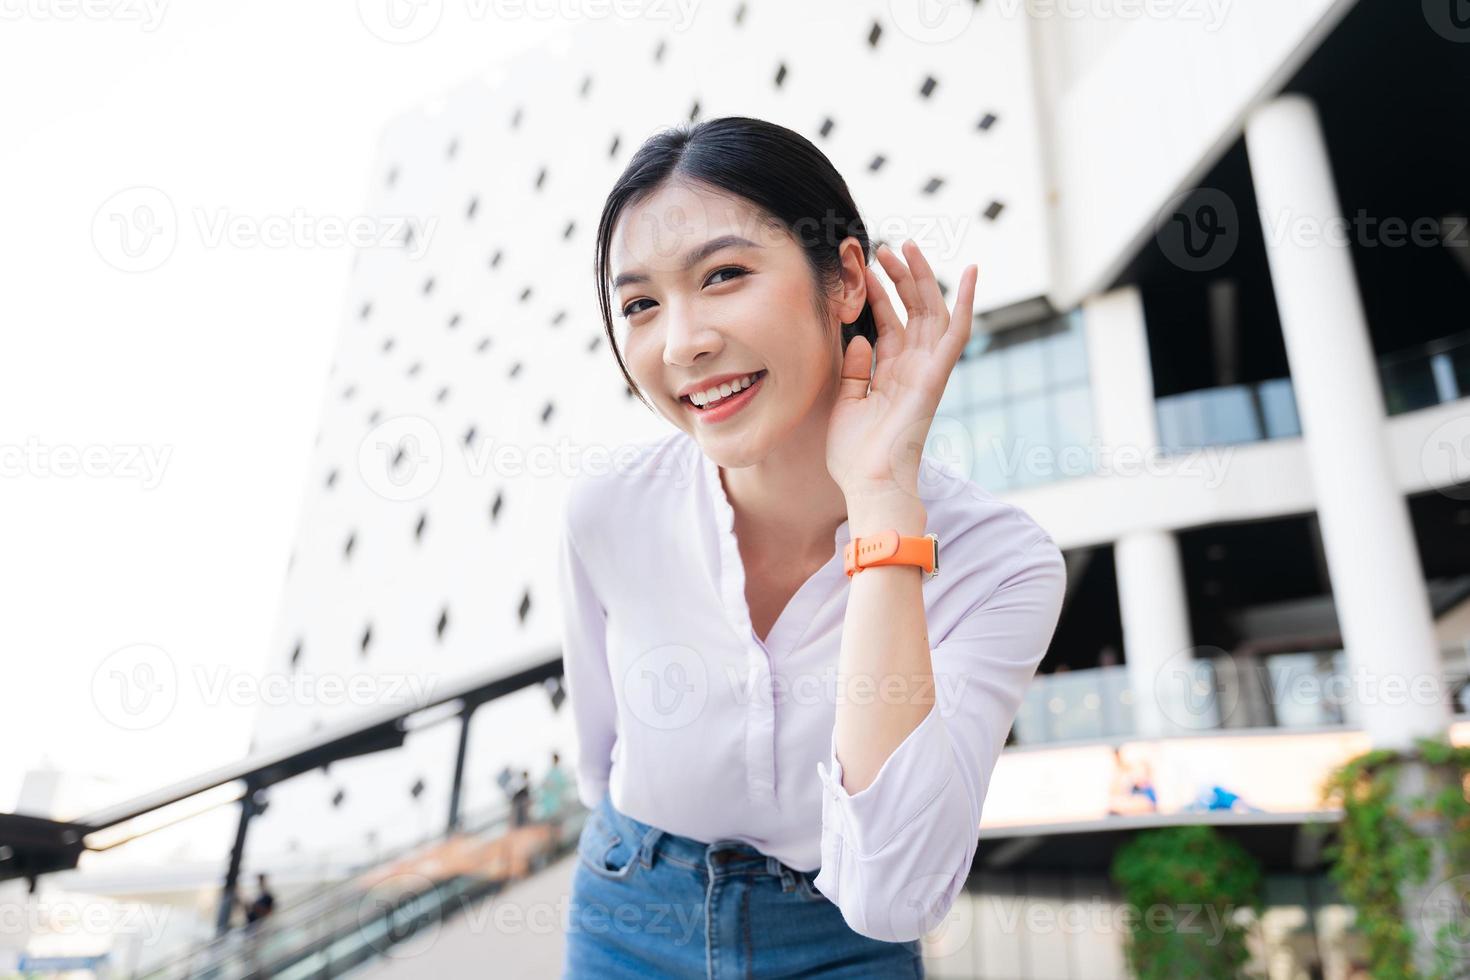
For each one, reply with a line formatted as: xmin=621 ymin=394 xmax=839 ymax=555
xmin=609 ymin=180 xmax=865 ymax=465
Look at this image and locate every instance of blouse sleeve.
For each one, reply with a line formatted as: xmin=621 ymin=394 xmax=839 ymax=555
xmin=557 ymin=505 xmax=618 ymax=809
xmin=811 ymin=533 xmax=1066 ymax=943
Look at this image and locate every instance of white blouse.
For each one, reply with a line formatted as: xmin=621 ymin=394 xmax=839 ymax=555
xmin=557 ymin=428 xmax=1066 ymax=942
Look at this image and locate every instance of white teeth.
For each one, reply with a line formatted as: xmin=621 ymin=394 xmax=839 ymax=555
xmin=689 ymin=371 xmax=761 ymax=407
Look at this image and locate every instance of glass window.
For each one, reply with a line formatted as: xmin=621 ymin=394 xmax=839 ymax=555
xmin=946 ymin=309 xmax=1096 ymax=491
xmin=937 ymin=373 xmax=965 ymax=418
xmin=1005 ymin=337 xmax=1046 ymax=398
xmin=1046 ymin=311 xmax=1089 ymax=386
xmin=1156 ymin=380 xmax=1301 ymax=451
xmin=1052 ymin=387 xmax=1095 ymax=477
xmin=1257 ymin=379 xmax=1301 ymax=439
xmin=1009 ymin=391 xmax=1051 ymax=441
xmin=969 ymin=408 xmax=1010 ymax=489
xmin=968 ymin=351 xmax=1006 ymax=408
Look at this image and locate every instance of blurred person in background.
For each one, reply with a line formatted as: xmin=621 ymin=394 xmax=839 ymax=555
xmin=233 ymin=872 xmax=275 ymax=929
xmin=535 ymin=750 xmax=572 ymax=837
xmin=510 ymin=769 xmax=532 ymax=828
xmin=1106 ymin=746 xmax=1158 ymax=815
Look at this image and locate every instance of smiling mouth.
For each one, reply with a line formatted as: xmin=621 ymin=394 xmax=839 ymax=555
xmin=680 ymin=369 xmax=768 ymax=411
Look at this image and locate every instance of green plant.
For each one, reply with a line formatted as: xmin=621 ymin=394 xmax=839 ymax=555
xmin=1320 ymin=736 xmax=1470 ymax=979
xmin=1110 ymin=824 xmax=1264 ymax=979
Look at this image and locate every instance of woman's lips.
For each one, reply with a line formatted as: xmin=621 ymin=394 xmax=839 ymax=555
xmin=682 ymin=369 xmax=767 ymax=422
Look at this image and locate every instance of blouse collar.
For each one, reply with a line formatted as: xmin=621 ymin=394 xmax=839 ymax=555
xmin=695 ymin=438 xmax=852 ymax=653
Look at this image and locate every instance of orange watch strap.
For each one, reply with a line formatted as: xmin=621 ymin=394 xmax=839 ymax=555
xmin=844 ymin=530 xmax=939 ymax=578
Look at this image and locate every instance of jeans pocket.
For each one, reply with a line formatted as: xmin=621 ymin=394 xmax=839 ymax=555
xmin=576 ymin=806 xmax=641 ymax=881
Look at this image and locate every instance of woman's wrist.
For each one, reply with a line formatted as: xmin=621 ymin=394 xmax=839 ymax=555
xmin=844 ymin=489 xmax=928 ymax=539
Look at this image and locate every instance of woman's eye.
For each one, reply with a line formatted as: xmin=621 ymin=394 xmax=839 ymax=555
xmin=619 ymin=267 xmax=747 ymax=319
xmin=705 ymin=265 xmax=748 ymax=287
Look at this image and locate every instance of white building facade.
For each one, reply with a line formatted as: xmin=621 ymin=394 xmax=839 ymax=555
xmin=243 ymin=1 xmax=1470 ymax=975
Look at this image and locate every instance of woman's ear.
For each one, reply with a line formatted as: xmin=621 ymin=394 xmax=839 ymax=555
xmin=833 ymin=236 xmax=869 ymax=327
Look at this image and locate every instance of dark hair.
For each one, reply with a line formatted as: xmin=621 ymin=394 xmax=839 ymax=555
xmin=593 ymin=115 xmax=878 ymax=409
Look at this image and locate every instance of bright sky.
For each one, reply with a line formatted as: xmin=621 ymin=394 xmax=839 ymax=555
xmin=0 ymin=4 xmax=570 ymax=816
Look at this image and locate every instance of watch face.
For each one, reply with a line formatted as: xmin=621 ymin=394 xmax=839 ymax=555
xmin=928 ymin=533 xmax=940 ymax=575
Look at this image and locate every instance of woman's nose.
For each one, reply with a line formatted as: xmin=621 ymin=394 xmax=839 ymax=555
xmin=662 ymin=312 xmax=719 ymax=367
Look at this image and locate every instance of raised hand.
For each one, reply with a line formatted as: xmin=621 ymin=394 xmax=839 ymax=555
xmin=826 ymin=239 xmax=976 ymax=504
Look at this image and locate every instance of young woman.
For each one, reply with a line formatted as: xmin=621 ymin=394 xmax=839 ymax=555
xmin=558 ymin=116 xmax=1067 ymax=977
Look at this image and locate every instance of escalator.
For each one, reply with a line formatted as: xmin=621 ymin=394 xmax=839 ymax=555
xmin=132 ymin=803 xmax=588 ymax=980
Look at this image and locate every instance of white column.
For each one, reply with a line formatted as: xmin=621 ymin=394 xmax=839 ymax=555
xmin=1081 ymin=286 xmax=1160 ymax=451
xmin=1115 ymin=529 xmax=1202 ymax=737
xmin=1083 ymin=288 xmax=1200 ymax=736
xmin=1245 ymin=94 xmax=1448 ymax=748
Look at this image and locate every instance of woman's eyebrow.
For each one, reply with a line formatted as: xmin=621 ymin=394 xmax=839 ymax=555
xmin=612 ymin=234 xmax=760 ymax=290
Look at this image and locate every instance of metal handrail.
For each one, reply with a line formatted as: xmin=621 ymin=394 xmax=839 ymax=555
xmin=1377 ymin=326 xmax=1470 ymax=368
xmin=133 ymin=797 xmax=584 ymax=979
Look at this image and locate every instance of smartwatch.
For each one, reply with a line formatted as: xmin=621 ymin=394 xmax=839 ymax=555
xmin=844 ymin=530 xmax=940 ymax=580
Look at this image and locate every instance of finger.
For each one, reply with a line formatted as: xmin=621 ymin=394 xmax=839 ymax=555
xmin=873 ymin=241 xmax=926 ymax=328
xmin=862 ymin=266 xmax=905 ymax=391
xmin=938 ymin=263 xmax=978 ymax=366
xmin=837 ymin=334 xmax=873 ymax=402
xmin=863 ymin=265 xmax=904 ymax=362
xmin=901 ymin=239 xmax=949 ymax=347
xmin=863 ymin=261 xmax=902 ymax=337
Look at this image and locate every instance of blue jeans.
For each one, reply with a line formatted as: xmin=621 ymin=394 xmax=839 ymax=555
xmin=563 ymin=793 xmax=925 ymax=978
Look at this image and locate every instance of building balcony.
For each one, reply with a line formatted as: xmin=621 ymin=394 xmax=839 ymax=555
xmin=1380 ymin=327 xmax=1470 ymax=416
xmin=1153 ymin=328 xmax=1470 ymax=455
xmin=1011 ymin=644 xmax=1469 ymax=749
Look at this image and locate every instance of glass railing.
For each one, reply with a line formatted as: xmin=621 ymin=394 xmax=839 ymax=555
xmin=1012 ymin=665 xmax=1135 ymax=744
xmin=1155 ymin=377 xmax=1301 ymax=452
xmin=1152 ymin=329 xmax=1470 ymax=453
xmin=1011 ymin=648 xmax=1463 ymax=747
xmin=1380 ymin=328 xmax=1470 ymax=415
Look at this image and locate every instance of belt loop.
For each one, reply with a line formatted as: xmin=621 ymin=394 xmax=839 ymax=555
xmin=638 ymin=824 xmax=664 ymax=869
xmin=767 ymin=856 xmax=794 ymax=890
